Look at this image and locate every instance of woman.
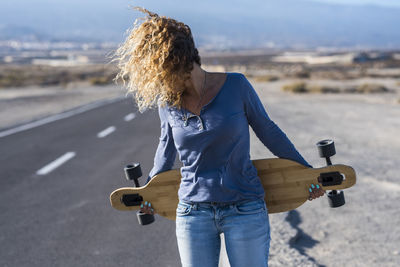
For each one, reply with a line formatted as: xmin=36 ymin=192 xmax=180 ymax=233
xmin=112 ymin=7 xmax=324 ymax=267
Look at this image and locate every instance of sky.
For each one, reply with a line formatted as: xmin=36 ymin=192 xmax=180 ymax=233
xmin=311 ymin=0 xmax=400 ymax=7
xmin=1 ymin=0 xmax=400 ymax=49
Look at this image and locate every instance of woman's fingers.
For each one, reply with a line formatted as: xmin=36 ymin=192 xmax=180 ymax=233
xmin=308 ymin=184 xmax=325 ymax=201
xmin=318 ymin=188 xmax=326 ymax=197
xmin=140 ymin=201 xmax=155 ymax=214
xmin=316 ymin=184 xmax=326 ymax=197
xmin=308 ymin=187 xmax=315 ymax=199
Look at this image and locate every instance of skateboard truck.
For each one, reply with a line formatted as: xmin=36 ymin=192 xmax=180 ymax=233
xmin=124 ymin=163 xmax=155 ymax=225
xmin=316 ymin=139 xmax=345 ymax=208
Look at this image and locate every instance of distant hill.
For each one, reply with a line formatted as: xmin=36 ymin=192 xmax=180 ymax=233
xmin=1 ymin=0 xmax=400 ymax=49
xmin=0 ymin=24 xmax=47 ymax=42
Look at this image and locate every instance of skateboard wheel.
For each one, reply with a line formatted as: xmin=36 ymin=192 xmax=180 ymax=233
xmin=327 ymin=190 xmax=345 ymax=208
xmin=316 ymin=139 xmax=336 ymax=158
xmin=124 ymin=163 xmax=142 ymax=187
xmin=136 ymin=210 xmax=155 ymax=225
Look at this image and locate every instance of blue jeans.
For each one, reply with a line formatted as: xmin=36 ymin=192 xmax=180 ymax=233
xmin=175 ymin=198 xmax=271 ymax=267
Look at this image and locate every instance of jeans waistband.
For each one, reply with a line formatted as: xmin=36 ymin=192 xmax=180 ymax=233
xmin=179 ymin=198 xmax=264 ymax=209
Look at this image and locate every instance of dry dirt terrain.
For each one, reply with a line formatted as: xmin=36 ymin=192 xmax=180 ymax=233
xmin=247 ymin=78 xmax=400 ymax=267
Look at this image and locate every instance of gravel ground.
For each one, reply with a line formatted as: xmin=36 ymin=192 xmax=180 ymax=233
xmin=1 ymin=77 xmax=399 ymax=266
xmin=248 ymin=78 xmax=400 ymax=267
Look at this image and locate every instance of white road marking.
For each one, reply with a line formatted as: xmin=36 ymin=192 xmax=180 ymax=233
xmin=0 ymin=97 xmax=124 ymax=138
xmin=36 ymin=152 xmax=76 ymax=175
xmin=124 ymin=113 xmax=136 ymax=121
xmin=97 ymin=126 xmax=116 ymax=138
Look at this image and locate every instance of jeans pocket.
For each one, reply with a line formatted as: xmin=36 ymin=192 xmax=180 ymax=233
xmin=234 ymin=199 xmax=266 ymax=215
xmin=176 ymin=202 xmax=192 ymax=216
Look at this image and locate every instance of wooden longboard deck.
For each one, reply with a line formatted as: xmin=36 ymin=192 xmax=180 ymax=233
xmin=110 ymin=158 xmax=356 ymax=220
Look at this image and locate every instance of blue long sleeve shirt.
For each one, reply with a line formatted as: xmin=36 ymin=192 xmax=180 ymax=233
xmin=146 ymin=72 xmax=312 ymax=203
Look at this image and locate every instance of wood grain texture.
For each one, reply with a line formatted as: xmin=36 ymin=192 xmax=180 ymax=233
xmin=110 ymin=158 xmax=356 ymax=220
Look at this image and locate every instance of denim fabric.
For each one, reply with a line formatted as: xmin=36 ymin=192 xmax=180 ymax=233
xmin=147 ymin=72 xmax=312 ymax=203
xmin=176 ymin=198 xmax=271 ymax=267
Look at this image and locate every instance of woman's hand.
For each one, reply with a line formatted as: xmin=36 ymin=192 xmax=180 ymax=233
xmin=308 ymin=183 xmax=325 ymax=201
xmin=140 ymin=201 xmax=155 ymax=215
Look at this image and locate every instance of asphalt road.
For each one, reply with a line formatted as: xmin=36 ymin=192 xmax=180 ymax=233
xmin=0 ymin=98 xmax=182 ymax=267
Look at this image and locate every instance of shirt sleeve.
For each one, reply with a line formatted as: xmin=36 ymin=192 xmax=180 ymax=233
xmin=145 ymin=104 xmax=178 ymax=184
xmin=240 ymin=74 xmax=312 ymax=168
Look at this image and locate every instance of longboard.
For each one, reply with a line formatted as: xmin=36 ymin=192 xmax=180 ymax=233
xmin=110 ymin=158 xmax=356 ymax=220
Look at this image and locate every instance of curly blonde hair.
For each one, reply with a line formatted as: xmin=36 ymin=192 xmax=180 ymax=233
xmin=109 ymin=6 xmax=201 ymax=112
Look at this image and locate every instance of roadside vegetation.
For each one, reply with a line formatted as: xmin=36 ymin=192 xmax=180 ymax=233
xmin=2 ymin=53 xmax=400 ymax=90
xmin=282 ymin=82 xmax=390 ymax=94
xmin=0 ymin=64 xmax=118 ymax=88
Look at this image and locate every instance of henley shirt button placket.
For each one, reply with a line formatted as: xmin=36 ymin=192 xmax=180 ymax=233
xmin=182 ymin=113 xmax=188 ymax=126
xmin=197 ymin=116 xmax=204 ymax=131
xmin=183 ymin=113 xmax=198 ymax=127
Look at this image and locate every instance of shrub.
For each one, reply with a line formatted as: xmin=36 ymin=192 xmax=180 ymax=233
xmin=282 ymin=82 xmax=308 ymax=93
xmin=355 ymin=83 xmax=389 ymax=93
xmin=294 ymin=70 xmax=310 ymax=78
xmin=254 ymin=75 xmax=279 ymax=82
xmin=282 ymin=82 xmax=342 ymax=94
xmin=90 ymin=76 xmax=109 ymax=85
xmin=307 ymin=85 xmax=340 ymax=93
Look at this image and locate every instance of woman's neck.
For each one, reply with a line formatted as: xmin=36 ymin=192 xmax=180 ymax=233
xmin=184 ymin=63 xmax=207 ymax=98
